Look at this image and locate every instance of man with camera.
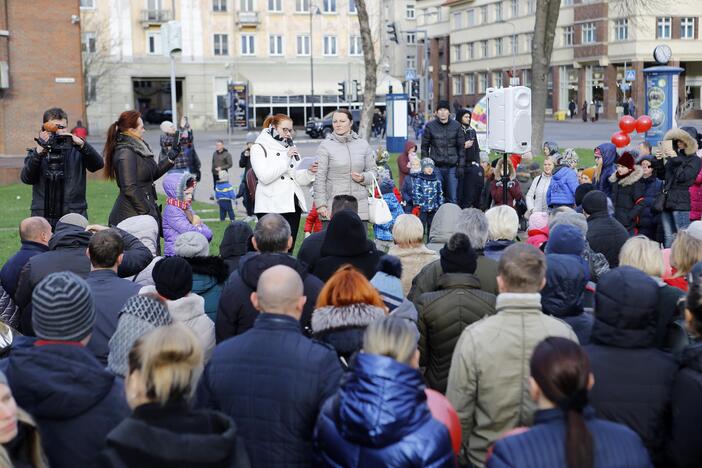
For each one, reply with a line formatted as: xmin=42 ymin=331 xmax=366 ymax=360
xmin=21 ymin=108 xmax=104 ymax=227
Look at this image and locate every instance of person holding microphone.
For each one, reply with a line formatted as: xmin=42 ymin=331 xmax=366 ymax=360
xmin=250 ymin=114 xmax=317 ymax=248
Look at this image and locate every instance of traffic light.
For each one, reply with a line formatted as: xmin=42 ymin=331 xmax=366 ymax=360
xmin=353 ymin=80 xmax=361 ymax=101
xmin=338 ymin=81 xmax=346 ymax=100
xmin=411 ymin=80 xmax=420 ymax=99
xmin=386 ymin=22 xmax=399 ymax=44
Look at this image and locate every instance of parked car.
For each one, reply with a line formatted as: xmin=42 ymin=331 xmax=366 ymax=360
xmin=305 ymin=110 xmax=360 ymax=138
xmin=144 ymin=108 xmax=174 ymax=125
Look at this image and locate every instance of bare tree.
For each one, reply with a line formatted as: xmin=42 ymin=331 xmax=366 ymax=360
xmin=81 ymin=15 xmax=121 ymax=110
xmin=356 ymin=0 xmax=377 ymax=141
xmin=530 ymin=0 xmax=561 ymax=156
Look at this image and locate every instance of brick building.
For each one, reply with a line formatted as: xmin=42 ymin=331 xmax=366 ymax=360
xmin=0 ymin=0 xmax=85 ymax=156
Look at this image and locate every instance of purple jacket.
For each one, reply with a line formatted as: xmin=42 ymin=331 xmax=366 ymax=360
xmin=162 ymin=171 xmax=212 ymax=256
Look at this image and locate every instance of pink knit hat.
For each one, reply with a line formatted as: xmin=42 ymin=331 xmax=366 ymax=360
xmin=528 ymin=211 xmax=549 ymax=231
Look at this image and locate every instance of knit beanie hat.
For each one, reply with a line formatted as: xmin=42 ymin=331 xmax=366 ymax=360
xmin=32 ymin=271 xmax=95 ymax=341
xmin=581 ymin=167 xmax=596 ymax=182
xmin=437 ymin=100 xmax=450 ymax=111
xmin=107 ymin=295 xmax=172 ymax=377
xmin=617 ymin=152 xmax=636 ymax=172
xmin=421 ymin=158 xmax=435 ymax=171
xmin=245 ymin=131 xmax=257 ymax=144
xmin=59 ymin=213 xmax=89 ymax=229
xmin=528 ymin=212 xmax=549 ymax=232
xmin=152 ymin=257 xmax=193 ymax=300
xmin=575 ymin=183 xmax=595 ymax=207
xmin=687 ymin=221 xmax=702 ymax=241
xmin=175 ymin=231 xmax=210 ymax=258
xmin=371 ymin=256 xmax=404 ymax=311
xmin=581 ymin=190 xmax=608 ymax=215
xmin=545 ymin=224 xmax=585 ymax=255
xmin=440 ymin=233 xmax=477 ymax=274
xmin=558 ymin=149 xmax=579 ymax=168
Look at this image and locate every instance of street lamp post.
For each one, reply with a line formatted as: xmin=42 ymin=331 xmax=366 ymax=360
xmin=309 ymin=4 xmax=321 ymax=119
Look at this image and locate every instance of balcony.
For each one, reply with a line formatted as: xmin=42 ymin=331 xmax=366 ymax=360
xmin=140 ymin=9 xmax=172 ymax=27
xmin=236 ymin=11 xmax=260 ymax=28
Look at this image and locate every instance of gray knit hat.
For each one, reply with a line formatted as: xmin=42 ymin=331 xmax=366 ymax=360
xmin=32 ymin=271 xmax=95 ymax=341
xmin=175 ymin=231 xmax=210 ymax=258
xmin=107 ymin=295 xmax=172 ymax=376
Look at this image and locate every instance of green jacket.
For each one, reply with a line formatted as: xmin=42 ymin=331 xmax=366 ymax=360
xmin=445 ymin=293 xmax=578 ymax=467
xmin=408 ymin=255 xmax=499 ymax=304
xmin=417 ymin=272 xmax=496 ymax=393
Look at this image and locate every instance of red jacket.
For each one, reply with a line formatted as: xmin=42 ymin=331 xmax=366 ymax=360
xmin=305 ymin=204 xmax=323 ymax=233
xmin=690 ymin=167 xmax=702 ymax=221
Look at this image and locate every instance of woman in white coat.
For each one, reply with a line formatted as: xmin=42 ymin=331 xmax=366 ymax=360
xmin=250 ymin=113 xmax=317 ymax=247
xmin=525 ymin=156 xmax=554 ymax=216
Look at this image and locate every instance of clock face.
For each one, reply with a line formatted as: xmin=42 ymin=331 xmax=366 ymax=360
xmin=654 ymin=45 xmax=672 ymax=64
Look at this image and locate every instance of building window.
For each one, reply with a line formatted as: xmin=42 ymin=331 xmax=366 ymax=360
xmin=82 ymin=32 xmax=97 ymax=54
xmin=657 ymin=17 xmax=671 ymax=39
xmin=406 ymin=3 xmax=415 ymax=19
xmin=563 ymin=26 xmax=573 ymax=46
xmin=614 ymin=19 xmax=628 ymax=41
xmin=406 ymin=32 xmax=416 ymax=44
xmin=480 ymin=40 xmax=488 ymax=58
xmin=478 ymin=72 xmax=488 ymax=93
xmin=452 ymin=45 xmax=461 ymax=61
xmin=480 ymin=5 xmax=488 ymax=24
xmin=493 ymin=71 xmax=503 ymax=88
xmin=296 ymin=0 xmax=309 ymax=12
xmin=681 ymin=17 xmax=695 ymax=39
xmin=323 ymin=0 xmax=336 ymax=13
xmin=324 ymin=35 xmax=337 ymax=55
xmin=467 ymin=42 xmax=474 ymax=59
xmin=453 ymin=12 xmax=462 ymax=29
xmin=406 ymin=55 xmax=416 ymax=70
xmin=495 ymin=37 xmax=503 ymax=56
xmin=241 ymin=34 xmax=255 ymax=55
xmin=269 ymin=34 xmax=283 ymax=55
xmin=240 ymin=0 xmax=254 ymax=12
xmin=80 ymin=0 xmax=96 ymax=8
xmin=213 ymin=0 xmax=227 ymax=11
xmin=296 ymin=35 xmax=310 ymax=55
xmin=349 ymin=35 xmax=362 ymax=55
xmin=527 ymin=0 xmax=535 ymax=14
xmin=495 ymin=2 xmax=502 ymax=21
xmin=466 ymin=74 xmax=476 ymax=94
xmin=268 ymin=0 xmax=282 ymax=12
xmin=467 ymin=9 xmax=475 ymax=26
xmin=146 ymin=32 xmax=162 ymax=55
xmin=582 ymin=22 xmax=596 ymax=44
xmin=214 ymin=33 xmax=229 ymax=55
xmin=453 ymin=76 xmax=463 ymax=95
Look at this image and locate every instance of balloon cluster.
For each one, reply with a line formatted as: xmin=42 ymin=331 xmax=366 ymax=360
xmin=611 ymin=115 xmax=653 ymax=148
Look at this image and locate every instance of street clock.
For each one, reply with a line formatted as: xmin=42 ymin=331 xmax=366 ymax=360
xmin=653 ymin=45 xmax=673 ymax=65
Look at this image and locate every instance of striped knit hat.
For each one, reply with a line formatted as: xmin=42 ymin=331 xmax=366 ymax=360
xmin=31 ymin=271 xmax=95 ymax=341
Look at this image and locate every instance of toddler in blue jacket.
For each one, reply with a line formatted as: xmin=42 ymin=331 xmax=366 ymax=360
xmin=215 ymin=169 xmax=236 ymax=221
xmin=412 ymin=158 xmax=444 ymax=235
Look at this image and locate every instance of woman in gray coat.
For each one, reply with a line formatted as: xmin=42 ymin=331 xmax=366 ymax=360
xmin=314 ymin=109 xmax=377 ymax=221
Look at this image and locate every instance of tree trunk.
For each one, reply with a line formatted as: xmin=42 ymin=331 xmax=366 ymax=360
xmin=356 ymin=0 xmax=377 ymax=141
xmin=531 ymin=0 xmax=561 ymax=155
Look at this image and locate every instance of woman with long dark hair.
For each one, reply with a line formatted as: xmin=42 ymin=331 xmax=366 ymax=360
xmin=487 ymin=337 xmax=651 ymax=468
xmin=104 ymin=110 xmax=174 ymax=228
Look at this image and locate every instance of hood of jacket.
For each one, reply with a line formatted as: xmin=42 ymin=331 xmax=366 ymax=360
xmin=114 ymin=133 xmax=153 ymax=158
xmin=544 ymin=141 xmax=560 ymax=156
xmin=327 ymin=130 xmax=361 ymax=145
xmin=48 ymin=222 xmax=92 ymax=250
xmin=7 ymin=344 xmax=121 ymax=420
xmin=219 ymin=221 xmax=254 ymax=260
xmin=400 ymin=140 xmax=417 ymax=158
xmin=596 ymin=143 xmax=618 ymax=168
xmin=664 ymin=127 xmax=699 ymax=156
xmin=552 ymin=164 xmax=574 ymax=182
xmin=238 ymin=251 xmax=308 ymax=289
xmin=333 ymin=353 xmax=431 ymax=446
xmin=379 ymin=177 xmax=395 ymax=194
xmin=311 ymin=303 xmax=386 ymax=334
xmin=608 ymin=165 xmax=644 ymax=186
xmin=681 ymin=341 xmax=702 ymax=373
xmin=117 ymin=215 xmax=160 ymax=256
xmin=141 ymin=285 xmax=205 ymax=322
xmin=321 ymin=210 xmax=375 ymax=257
xmin=427 ymin=203 xmax=462 ymax=246
xmin=546 ymin=224 xmax=585 ymax=256
xmin=591 ymin=266 xmax=659 ymax=348
xmin=162 ymin=171 xmax=194 ymax=200
xmin=542 ymin=254 xmax=588 ymax=317
xmin=184 ymin=256 xmax=229 ymax=283
xmin=494 ymin=158 xmax=516 ymax=180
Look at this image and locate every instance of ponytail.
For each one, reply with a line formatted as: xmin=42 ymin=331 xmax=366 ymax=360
xmin=565 ymin=408 xmax=594 ymax=468
xmin=103 ymin=110 xmax=142 ymax=180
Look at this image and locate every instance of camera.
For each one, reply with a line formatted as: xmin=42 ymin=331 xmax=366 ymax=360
xmin=35 ymin=121 xmax=74 ymax=156
xmin=35 ymin=122 xmax=74 ymax=227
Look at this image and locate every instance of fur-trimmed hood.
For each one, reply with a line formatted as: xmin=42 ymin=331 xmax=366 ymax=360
xmin=114 ymin=133 xmax=154 ymax=158
xmin=609 ymin=165 xmax=644 ymax=186
xmin=311 ymin=303 xmax=386 ymax=334
xmin=494 ymin=157 xmax=516 ymax=180
xmin=664 ymin=127 xmax=699 ymax=156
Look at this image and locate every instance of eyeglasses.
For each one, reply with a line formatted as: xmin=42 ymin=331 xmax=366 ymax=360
xmin=279 ymin=127 xmax=293 ymax=133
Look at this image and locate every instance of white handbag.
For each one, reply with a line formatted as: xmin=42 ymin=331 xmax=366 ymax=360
xmin=367 ymin=174 xmax=393 ymax=225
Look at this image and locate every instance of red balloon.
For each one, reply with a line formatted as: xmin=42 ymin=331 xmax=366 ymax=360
xmin=636 ymin=115 xmax=653 ymax=133
xmin=619 ymin=115 xmax=637 ymax=134
xmin=426 ymin=389 xmax=462 ymax=455
xmin=611 ymin=131 xmax=631 ymax=148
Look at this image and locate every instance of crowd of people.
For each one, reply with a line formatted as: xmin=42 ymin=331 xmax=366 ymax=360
xmin=0 ymin=104 xmax=700 ymax=467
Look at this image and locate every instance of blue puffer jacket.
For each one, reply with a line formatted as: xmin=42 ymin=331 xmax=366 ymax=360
xmin=314 ymin=353 xmax=455 ymax=467
xmin=639 ymin=175 xmax=663 ymax=241
xmin=412 ymin=173 xmax=444 ymax=213
xmin=595 ymin=143 xmax=618 ymax=198
xmin=546 ymin=165 xmax=578 ymax=206
xmin=487 ymin=407 xmax=652 ymax=468
xmin=374 ymin=180 xmax=405 ymax=241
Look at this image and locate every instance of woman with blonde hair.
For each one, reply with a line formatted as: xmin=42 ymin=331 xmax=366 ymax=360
xmin=101 ymin=324 xmax=249 ymax=467
xmin=388 ymin=214 xmax=439 ymax=295
xmin=667 ymin=221 xmax=702 ymax=292
xmin=314 ymin=316 xmax=456 ymax=466
xmin=620 ymin=236 xmax=686 ymax=349
xmin=311 ymin=265 xmax=387 ymax=363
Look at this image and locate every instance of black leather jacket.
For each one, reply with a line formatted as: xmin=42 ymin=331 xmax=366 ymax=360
xmin=420 ymin=118 xmax=463 ymax=167
xmin=108 ymin=134 xmax=173 ymax=227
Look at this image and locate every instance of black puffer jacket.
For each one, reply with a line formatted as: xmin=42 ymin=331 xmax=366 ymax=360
xmin=663 ymin=127 xmax=701 ymax=212
xmin=456 ymin=110 xmax=481 ymax=166
xmin=420 ymin=118 xmax=464 ymax=167
xmin=417 ymin=273 xmax=496 ymax=393
xmin=585 ymin=266 xmax=678 ymax=467
xmin=219 ymin=221 xmax=254 ymax=274
xmin=215 ymin=252 xmax=323 ymax=342
xmin=542 ymin=254 xmax=592 ymax=344
xmin=609 ymin=166 xmax=645 ymax=232
xmin=21 ymin=142 xmax=103 ymax=219
xmin=671 ymin=341 xmax=702 ymax=468
xmin=639 ymin=174 xmax=663 ymax=241
xmin=108 ymin=134 xmax=173 ymax=227
xmin=585 ymin=211 xmax=629 ymax=268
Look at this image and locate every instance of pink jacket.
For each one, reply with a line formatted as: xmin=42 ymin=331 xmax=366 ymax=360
xmin=690 ymin=167 xmax=702 ymax=221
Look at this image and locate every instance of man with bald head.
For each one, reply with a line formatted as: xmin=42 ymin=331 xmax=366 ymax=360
xmin=1 ymin=217 xmax=52 ymax=300
xmin=198 ymin=265 xmax=343 ymax=468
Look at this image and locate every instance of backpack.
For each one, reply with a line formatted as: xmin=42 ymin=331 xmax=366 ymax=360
xmin=246 ymin=143 xmax=266 ymax=201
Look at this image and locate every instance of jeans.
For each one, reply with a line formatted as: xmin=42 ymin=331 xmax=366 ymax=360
xmin=419 ymin=210 xmax=436 ymax=238
xmin=662 ymin=210 xmax=691 ymax=248
xmin=218 ymin=200 xmax=235 ymax=221
xmin=435 ymin=166 xmax=458 ymax=204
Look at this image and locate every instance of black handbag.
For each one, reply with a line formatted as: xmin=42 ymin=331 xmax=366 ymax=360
xmin=652 ymin=190 xmax=667 ymax=213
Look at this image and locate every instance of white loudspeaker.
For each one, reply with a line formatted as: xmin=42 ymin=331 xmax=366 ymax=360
xmin=486 ymin=86 xmax=532 ymax=154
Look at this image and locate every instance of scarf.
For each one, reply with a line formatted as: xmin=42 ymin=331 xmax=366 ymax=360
xmin=268 ymin=127 xmax=291 ymax=147
xmin=167 ymin=198 xmax=191 ymax=210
